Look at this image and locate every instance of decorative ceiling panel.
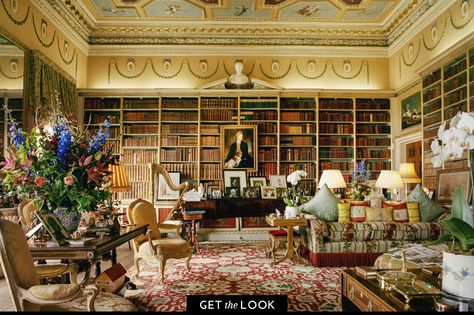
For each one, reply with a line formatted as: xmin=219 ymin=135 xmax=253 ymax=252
xmin=43 ymin=0 xmax=440 ymax=47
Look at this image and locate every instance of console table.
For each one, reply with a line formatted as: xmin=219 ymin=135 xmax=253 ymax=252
xmin=183 ymin=199 xmax=286 ymax=220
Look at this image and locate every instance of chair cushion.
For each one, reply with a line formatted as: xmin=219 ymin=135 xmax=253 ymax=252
xmin=405 ymin=184 xmax=446 ymax=221
xmin=268 ymin=230 xmax=300 ymax=237
xmin=28 ymin=284 xmax=80 ymax=300
xmin=138 ymin=238 xmax=190 ymax=256
xmin=301 ymin=184 xmax=339 ymax=222
xmin=41 ymin=292 xmax=137 ymax=311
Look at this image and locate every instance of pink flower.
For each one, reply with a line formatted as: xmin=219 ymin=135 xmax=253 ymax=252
xmin=87 ymin=167 xmax=100 ymax=184
xmin=64 ymin=176 xmax=74 ymax=185
xmin=1 ymin=156 xmax=15 ymax=170
xmin=35 ymin=176 xmax=45 ymax=187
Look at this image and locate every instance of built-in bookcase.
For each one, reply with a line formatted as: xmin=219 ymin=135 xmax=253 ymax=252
xmin=422 ymin=47 xmax=473 ymax=192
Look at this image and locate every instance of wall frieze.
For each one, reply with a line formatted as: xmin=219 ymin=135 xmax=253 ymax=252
xmin=0 ymin=0 xmax=29 ymax=26
xmin=31 ymin=12 xmax=57 ymax=48
xmin=107 ymin=57 xmax=371 ymax=86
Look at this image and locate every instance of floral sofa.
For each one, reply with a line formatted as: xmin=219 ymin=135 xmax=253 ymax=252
xmin=297 ymin=184 xmax=449 ymax=267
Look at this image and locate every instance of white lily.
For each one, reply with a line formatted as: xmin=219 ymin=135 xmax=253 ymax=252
xmin=431 ymin=155 xmax=443 ymax=168
xmin=430 ymin=139 xmax=440 ymax=155
xmin=467 ymin=135 xmax=474 ymax=149
xmin=457 ymin=112 xmax=474 ymax=134
xmin=287 ymin=170 xmax=307 ymax=186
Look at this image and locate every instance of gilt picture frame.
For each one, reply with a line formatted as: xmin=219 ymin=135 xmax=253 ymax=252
xmin=436 ymin=168 xmax=471 ymax=203
xmin=157 ymin=172 xmax=180 ymax=200
xmin=401 ymin=91 xmax=421 ymax=130
xmin=221 ymin=125 xmax=257 ymax=172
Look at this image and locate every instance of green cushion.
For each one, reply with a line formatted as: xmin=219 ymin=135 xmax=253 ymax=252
xmin=405 ymin=184 xmax=446 ymax=222
xmin=301 ymin=183 xmax=339 ymax=222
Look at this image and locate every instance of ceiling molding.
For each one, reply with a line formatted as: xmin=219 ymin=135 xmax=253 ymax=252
xmin=32 ymin=0 xmax=90 ymax=54
xmin=387 ymin=0 xmax=447 ymax=56
xmin=88 ymin=44 xmax=389 ymax=57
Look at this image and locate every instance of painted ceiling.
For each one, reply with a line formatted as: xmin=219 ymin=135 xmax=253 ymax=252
xmin=45 ymin=0 xmax=438 ymax=47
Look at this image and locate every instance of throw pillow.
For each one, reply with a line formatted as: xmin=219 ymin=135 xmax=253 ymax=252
xmin=369 ymin=197 xmax=383 ymax=208
xmin=383 ymin=201 xmax=408 ymax=223
xmin=405 ymin=184 xmax=446 ymax=221
xmin=365 ymin=206 xmax=393 ymax=222
xmin=337 ymin=202 xmax=351 ymax=223
xmin=301 ymin=183 xmax=339 ymax=222
xmin=406 ymin=202 xmax=421 ymax=222
xmin=349 ymin=201 xmax=370 ymax=222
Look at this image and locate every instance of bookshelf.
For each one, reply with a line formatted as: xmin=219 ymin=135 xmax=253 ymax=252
xmin=318 ymin=98 xmax=354 ymax=184
xmin=280 ymin=97 xmax=317 ymax=194
xmin=421 ymin=48 xmax=473 ymax=192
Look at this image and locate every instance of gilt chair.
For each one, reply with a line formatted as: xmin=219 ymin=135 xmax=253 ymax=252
xmin=0 ymin=218 xmax=137 ymax=312
xmin=128 ymin=199 xmax=192 ymax=282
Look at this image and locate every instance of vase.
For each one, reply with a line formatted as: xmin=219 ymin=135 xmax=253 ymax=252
xmin=54 ymin=208 xmax=81 ymax=234
xmin=285 ymin=206 xmax=298 ymax=219
xmin=442 ymin=251 xmax=474 ymax=299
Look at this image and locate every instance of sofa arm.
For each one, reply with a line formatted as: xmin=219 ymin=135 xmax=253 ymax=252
xmin=300 ymin=214 xmax=329 ymax=253
xmin=302 ymin=214 xmax=329 ymax=237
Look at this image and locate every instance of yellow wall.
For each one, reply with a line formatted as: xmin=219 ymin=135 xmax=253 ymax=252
xmin=0 ymin=0 xmax=87 ymax=87
xmin=87 ymin=56 xmax=389 ymax=90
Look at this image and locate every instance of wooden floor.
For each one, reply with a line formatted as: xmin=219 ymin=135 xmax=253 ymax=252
xmin=0 ymin=242 xmax=135 ymax=311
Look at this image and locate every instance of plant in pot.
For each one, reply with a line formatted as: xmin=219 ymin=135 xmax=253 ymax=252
xmin=348 ymin=160 xmax=371 ymax=201
xmin=428 ymin=110 xmax=474 ymax=299
xmin=0 ymin=95 xmax=115 ymax=234
xmin=283 ymin=170 xmax=309 ymax=218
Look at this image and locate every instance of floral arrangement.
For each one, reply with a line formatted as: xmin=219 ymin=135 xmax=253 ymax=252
xmin=348 ymin=160 xmax=371 ymax=201
xmin=0 ymin=95 xmax=115 ymax=214
xmin=430 ymin=111 xmax=474 ymax=167
xmin=283 ymin=170 xmax=309 ymax=207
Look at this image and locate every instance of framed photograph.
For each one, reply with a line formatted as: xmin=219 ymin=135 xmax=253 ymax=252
xmin=261 ymin=186 xmax=277 ymax=199
xmin=221 ymin=125 xmax=258 ymax=172
xmin=436 ymin=168 xmax=471 ymax=203
xmin=249 ymin=176 xmax=267 ymax=188
xmin=226 ymin=187 xmax=240 ymax=199
xmin=207 ymin=185 xmax=219 ymax=199
xmin=269 ymin=175 xmax=287 ymax=188
xmin=157 ymin=172 xmax=180 ymax=200
xmin=35 ymin=211 xmax=71 ymax=245
xmin=223 ymin=170 xmax=247 ymax=194
xmin=212 ymin=190 xmax=222 ymax=199
xmin=243 ymin=186 xmax=261 ymax=199
xmin=401 ymin=91 xmax=421 ymax=130
xmin=276 ymin=188 xmax=288 ymax=199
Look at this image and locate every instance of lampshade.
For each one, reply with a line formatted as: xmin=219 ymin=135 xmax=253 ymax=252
xmin=318 ymin=170 xmax=347 ymax=189
xmin=109 ymin=163 xmax=131 ymax=192
xmin=398 ymin=163 xmax=421 ymax=183
xmin=375 ymin=170 xmax=404 ymax=189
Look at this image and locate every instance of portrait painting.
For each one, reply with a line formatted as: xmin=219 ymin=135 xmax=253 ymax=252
xmin=157 ymin=172 xmax=180 ymax=200
xmin=223 ymin=170 xmax=247 ymax=195
xmin=36 ymin=211 xmax=71 ymax=245
xmin=269 ymin=175 xmax=287 ymax=188
xmin=436 ymin=168 xmax=471 ymax=203
xmin=221 ymin=125 xmax=257 ymax=172
xmin=401 ymin=91 xmax=421 ymax=130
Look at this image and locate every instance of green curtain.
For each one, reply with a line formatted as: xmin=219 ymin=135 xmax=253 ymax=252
xmin=28 ymin=50 xmax=76 ymax=120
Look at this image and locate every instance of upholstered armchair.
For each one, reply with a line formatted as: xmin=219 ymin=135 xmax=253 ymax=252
xmin=128 ymin=199 xmax=192 ymax=282
xmin=0 ymin=218 xmax=136 ymax=311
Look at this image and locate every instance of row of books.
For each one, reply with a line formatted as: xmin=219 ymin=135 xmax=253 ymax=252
xmin=319 ymin=136 xmax=353 ymax=146
xmin=201 ymin=110 xmax=235 ymax=121
xmin=123 ymin=149 xmax=159 ymax=164
xmin=240 ymin=98 xmax=278 ymax=108
xmin=200 ymin=164 xmax=222 ymax=180
xmin=241 ymin=111 xmax=278 ymax=120
xmin=423 ymin=99 xmax=441 ymax=115
xmin=124 ymin=165 xmax=151 ymax=182
xmin=356 ymin=137 xmax=390 ymax=146
xmin=123 ymin=98 xmax=158 ymax=109
xmin=280 ymin=99 xmax=316 ymax=109
xmin=85 ymin=113 xmax=120 ymax=124
xmin=162 ymin=135 xmax=198 ymax=146
xmin=259 ymin=136 xmax=277 ymax=146
xmin=356 ymin=149 xmax=391 ymax=159
xmin=445 ymin=102 xmax=467 ymax=120
xmin=201 ymin=149 xmax=220 ymax=161
xmin=161 ymin=112 xmax=198 ymax=121
xmin=201 ymin=136 xmax=220 ymax=146
xmin=160 ymin=163 xmax=198 ymax=179
xmin=281 ymin=112 xmax=315 ymax=121
xmin=161 ymin=124 xmax=198 ymax=134
xmin=423 ymin=85 xmax=441 ymax=102
xmin=201 ymin=98 xmax=238 ymax=108
xmin=124 ymin=125 xmax=159 ymax=134
xmin=319 ymin=112 xmax=353 ymax=121
xmin=320 ymin=161 xmax=353 ymax=171
xmin=356 ymin=99 xmax=390 ymax=110
xmin=319 ymin=98 xmax=353 ymax=109
xmin=280 ymin=148 xmax=317 ymax=161
xmin=123 ymin=136 xmax=160 ymax=146
xmin=258 ymin=148 xmax=277 ymax=161
xmin=161 ymin=98 xmax=198 ymax=109
xmin=241 ymin=121 xmax=277 ymax=133
xmin=319 ymin=124 xmax=353 ymax=134
xmin=103 ymin=140 xmax=120 ymax=155
xmin=280 ymin=124 xmax=316 ymax=134
xmin=124 ymin=112 xmax=159 ymax=121
xmin=422 ymin=69 xmax=441 ymax=88
xmin=444 ymin=74 xmax=467 ymax=93
xmin=280 ymin=135 xmax=315 ymax=146
xmin=84 ymin=98 xmax=120 ymax=109
xmin=200 ymin=125 xmax=221 ymax=134
xmin=356 ymin=125 xmax=391 ymax=134
xmin=444 ymin=88 xmax=466 ymax=106
xmin=160 ymin=148 xmax=199 ymax=161
xmin=355 ymin=112 xmax=390 ymax=122
xmin=280 ymin=163 xmax=316 ymax=179
xmin=443 ymin=57 xmax=466 ymax=80
xmin=364 ymin=161 xmax=391 ymax=170
xmin=319 ymin=148 xmax=353 ymax=158
xmin=423 ymin=113 xmax=441 ymax=126
xmin=249 ymin=162 xmax=278 ymax=178
xmin=122 ymin=182 xmax=152 ymax=200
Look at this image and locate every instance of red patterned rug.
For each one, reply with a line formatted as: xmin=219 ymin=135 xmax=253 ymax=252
xmin=125 ymin=242 xmax=343 ymax=312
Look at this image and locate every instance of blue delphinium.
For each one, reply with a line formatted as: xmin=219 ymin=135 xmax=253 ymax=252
xmin=57 ymin=125 xmax=72 ymax=169
xmin=89 ymin=119 xmax=110 ymax=152
xmin=9 ymin=122 xmax=26 ymax=150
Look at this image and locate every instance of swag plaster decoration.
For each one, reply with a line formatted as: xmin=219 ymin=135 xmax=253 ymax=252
xmin=1 ymin=0 xmax=29 ymax=25
xmin=0 ymin=57 xmax=23 ymax=80
xmin=32 ymin=12 xmax=56 ymax=48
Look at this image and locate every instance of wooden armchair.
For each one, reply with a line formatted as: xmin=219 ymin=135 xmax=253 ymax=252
xmin=128 ymin=199 xmax=192 ymax=282
xmin=0 ymin=218 xmax=137 ymax=311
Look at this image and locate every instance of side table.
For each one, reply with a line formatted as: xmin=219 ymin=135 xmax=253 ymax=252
xmin=265 ymin=215 xmax=307 ymax=266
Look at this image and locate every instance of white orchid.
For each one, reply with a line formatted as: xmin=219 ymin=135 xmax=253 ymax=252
xmin=286 ymin=170 xmax=307 ymax=186
xmin=431 ymin=111 xmax=474 ymax=167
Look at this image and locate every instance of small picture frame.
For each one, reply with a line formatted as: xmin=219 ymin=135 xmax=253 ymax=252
xmin=223 ymin=170 xmax=247 ymax=194
xmin=211 ymin=190 xmax=222 ymax=199
xmin=207 ymin=185 xmax=219 ymax=199
xmin=157 ymin=172 xmax=180 ymax=200
xmin=269 ymin=175 xmax=287 ymax=188
xmin=249 ymin=176 xmax=267 ymax=188
xmin=261 ymin=186 xmax=277 ymax=199
xmin=226 ymin=187 xmax=240 ymax=199
xmin=276 ymin=188 xmax=288 ymax=199
xmin=35 ymin=211 xmax=71 ymax=245
xmin=243 ymin=186 xmax=261 ymax=199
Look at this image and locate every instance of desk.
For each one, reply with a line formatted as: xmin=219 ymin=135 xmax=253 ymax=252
xmin=183 ymin=199 xmax=285 ymax=219
xmin=29 ymin=224 xmax=148 ymax=279
xmin=178 ymin=212 xmax=203 ymax=254
xmin=265 ymin=216 xmax=307 ymax=265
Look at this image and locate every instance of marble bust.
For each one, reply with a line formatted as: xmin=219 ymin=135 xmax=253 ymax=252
xmin=225 ymin=60 xmax=253 ymax=89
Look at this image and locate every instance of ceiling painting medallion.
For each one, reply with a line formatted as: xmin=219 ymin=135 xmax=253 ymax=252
xmin=280 ymin=1 xmax=338 ymax=19
xmin=91 ymin=0 xmax=137 ymax=16
xmin=144 ymin=0 xmax=203 ymax=18
xmin=339 ymin=0 xmax=363 ymax=5
xmin=343 ymin=1 xmax=390 ymax=21
xmin=213 ymin=0 xmax=271 ymax=18
xmin=263 ymin=0 xmax=290 ymax=6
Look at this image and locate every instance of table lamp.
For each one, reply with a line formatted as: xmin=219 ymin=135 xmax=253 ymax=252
xmin=398 ymin=163 xmax=421 ymax=198
xmin=375 ymin=170 xmax=404 ymax=201
xmin=318 ymin=170 xmax=347 ymax=198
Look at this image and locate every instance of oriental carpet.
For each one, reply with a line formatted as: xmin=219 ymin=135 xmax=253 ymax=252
xmin=125 ymin=242 xmax=343 ymax=312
